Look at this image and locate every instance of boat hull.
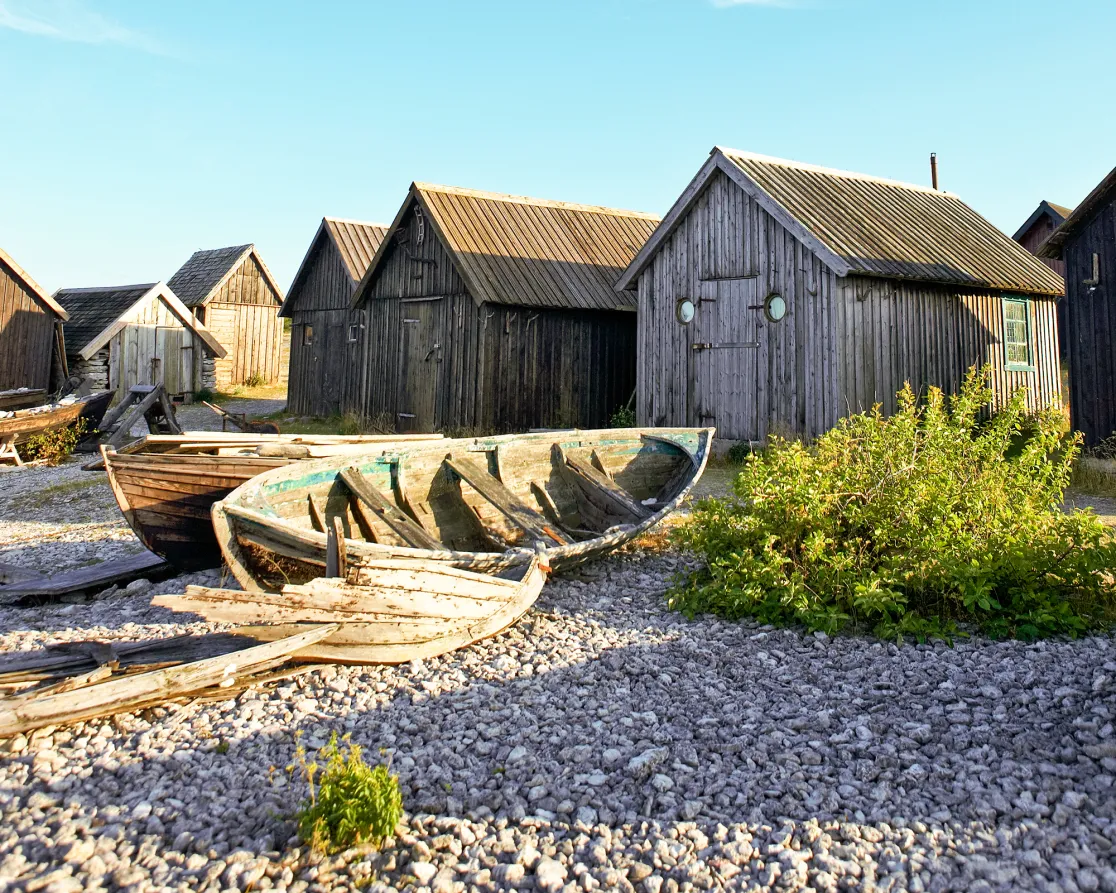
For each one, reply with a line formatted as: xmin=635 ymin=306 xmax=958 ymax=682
xmin=214 ymin=427 xmax=714 ymax=591
xmin=0 ymin=390 xmax=114 ymax=444
xmin=155 ymin=555 xmax=546 ymax=664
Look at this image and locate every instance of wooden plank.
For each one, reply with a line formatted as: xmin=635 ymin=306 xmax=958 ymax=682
xmin=339 ymin=466 xmax=443 ymax=549
xmin=107 ymin=386 xmax=164 ymax=447
xmin=0 ymin=626 xmax=337 ymax=737
xmin=560 ymin=448 xmax=651 ymax=522
xmin=445 ymin=455 xmax=568 ymax=545
xmin=307 ymin=494 xmax=326 ymax=533
xmin=0 ymin=551 xmax=171 ymax=604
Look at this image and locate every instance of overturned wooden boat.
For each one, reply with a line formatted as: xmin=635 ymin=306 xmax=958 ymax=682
xmin=100 ymin=434 xmax=445 ymax=571
xmin=0 ymin=390 xmax=114 ymax=465
xmin=213 ymin=427 xmax=713 ymax=591
xmin=155 ymin=554 xmax=546 ymax=664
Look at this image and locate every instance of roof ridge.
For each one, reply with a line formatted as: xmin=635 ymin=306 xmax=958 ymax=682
xmin=324 ymin=217 xmax=390 ymax=228
xmin=715 ymin=146 xmax=960 ymax=198
xmin=55 ymin=282 xmax=158 ymax=294
xmin=412 ymin=182 xmax=661 ymax=221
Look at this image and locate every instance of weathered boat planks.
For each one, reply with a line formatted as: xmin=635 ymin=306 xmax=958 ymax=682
xmin=155 ymin=555 xmax=546 ymax=664
xmin=213 ymin=427 xmax=713 ymax=592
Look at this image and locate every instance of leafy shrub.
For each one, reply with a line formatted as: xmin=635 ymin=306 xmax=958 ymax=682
xmin=610 ymin=405 xmax=636 ymax=428
xmin=19 ymin=419 xmax=88 ymax=465
xmin=242 ymin=372 xmax=267 ymax=389
xmin=725 ymin=441 xmax=752 ymax=465
xmin=671 ymin=368 xmax=1116 ymax=641
xmin=289 ymin=732 xmax=403 ymax=853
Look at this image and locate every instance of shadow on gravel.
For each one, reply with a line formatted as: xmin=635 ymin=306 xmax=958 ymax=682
xmin=11 ymin=608 xmax=1112 ymax=869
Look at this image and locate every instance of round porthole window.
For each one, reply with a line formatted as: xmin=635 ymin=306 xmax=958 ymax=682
xmin=764 ymin=293 xmax=787 ymax=323
xmin=676 ymin=299 xmax=696 ymax=325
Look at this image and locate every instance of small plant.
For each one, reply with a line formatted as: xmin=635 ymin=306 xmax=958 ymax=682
xmin=610 ymin=405 xmax=636 ymax=428
xmin=215 ymin=740 xmax=230 ymax=754
xmin=725 ymin=441 xmax=752 ymax=465
xmin=18 ymin=419 xmax=88 ymax=466
xmin=242 ymin=371 xmax=267 ymax=389
xmin=193 ymin=387 xmax=215 ymax=403
xmin=672 ymin=367 xmax=1116 ymax=641
xmin=288 ymin=732 xmax=403 ymax=854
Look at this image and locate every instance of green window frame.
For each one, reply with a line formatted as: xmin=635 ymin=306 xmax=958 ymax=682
xmin=1002 ymin=297 xmax=1034 ymax=372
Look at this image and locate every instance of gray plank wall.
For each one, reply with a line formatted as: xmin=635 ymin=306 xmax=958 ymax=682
xmin=287 ymin=240 xmax=363 ymax=417
xmin=636 ymin=170 xmax=1060 ymax=442
xmin=0 ymin=260 xmax=55 ymax=392
xmin=361 ymin=203 xmax=637 ymax=432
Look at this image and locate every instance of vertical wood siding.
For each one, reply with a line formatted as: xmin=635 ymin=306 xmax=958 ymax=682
xmin=359 ymin=200 xmax=636 ymax=432
xmin=287 ymin=239 xmax=367 ymax=416
xmin=106 ymin=294 xmax=197 ymax=400
xmin=203 ymin=256 xmax=283 ymax=388
xmin=0 ymin=259 xmax=56 ymax=391
xmin=636 ymin=170 xmax=1060 ymax=441
xmin=1064 ymin=201 xmax=1116 ymax=444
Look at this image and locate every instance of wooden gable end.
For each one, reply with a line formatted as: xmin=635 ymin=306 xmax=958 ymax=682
xmin=0 ymin=257 xmax=57 ymax=391
xmin=365 ymin=198 xmax=470 ymax=303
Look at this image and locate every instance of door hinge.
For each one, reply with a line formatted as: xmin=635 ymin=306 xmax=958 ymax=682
xmin=692 ymin=342 xmax=759 ymax=350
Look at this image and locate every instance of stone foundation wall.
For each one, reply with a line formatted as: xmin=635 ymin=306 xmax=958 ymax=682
xmin=70 ymin=350 xmax=109 ymax=393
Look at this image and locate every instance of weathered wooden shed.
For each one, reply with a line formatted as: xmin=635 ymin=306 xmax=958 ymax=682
xmin=280 ymin=218 xmax=389 ymax=417
xmin=1015 ymin=200 xmax=1072 ymax=360
xmin=168 ymin=244 xmax=284 ymax=389
xmin=1039 ymin=164 xmax=1116 ymax=445
xmin=55 ymin=282 xmax=225 ymax=401
xmin=0 ymin=247 xmax=69 ymax=393
xmin=617 ymin=148 xmax=1065 ymax=443
xmin=350 ymin=183 xmax=659 ymax=433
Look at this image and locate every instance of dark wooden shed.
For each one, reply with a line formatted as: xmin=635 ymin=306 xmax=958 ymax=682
xmin=350 ymin=183 xmax=659 ymax=433
xmin=280 ymin=218 xmax=389 ymax=417
xmin=1039 ymin=165 xmax=1116 ymax=444
xmin=617 ymin=148 xmax=1065 ymax=443
xmin=168 ymin=244 xmax=284 ymax=390
xmin=0 ymin=247 xmax=69 ymax=393
xmin=1015 ymin=200 xmax=1072 ymax=361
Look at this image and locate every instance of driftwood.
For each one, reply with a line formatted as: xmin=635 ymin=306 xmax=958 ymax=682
xmin=0 ymin=551 xmax=171 ymax=605
xmin=0 ymin=625 xmax=337 ymax=737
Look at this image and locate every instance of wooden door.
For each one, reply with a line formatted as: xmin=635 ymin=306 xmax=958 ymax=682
xmin=156 ymin=327 xmax=183 ymax=394
xmin=690 ymin=278 xmax=762 ymax=441
xmin=397 ymin=300 xmax=442 ymax=432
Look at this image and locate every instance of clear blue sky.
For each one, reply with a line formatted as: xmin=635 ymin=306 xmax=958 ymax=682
xmin=1 ymin=0 xmax=1112 ymax=293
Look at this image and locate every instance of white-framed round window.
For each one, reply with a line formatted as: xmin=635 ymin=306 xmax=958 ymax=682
xmin=764 ymin=292 xmax=787 ymax=323
xmin=676 ymin=299 xmax=696 ymax=325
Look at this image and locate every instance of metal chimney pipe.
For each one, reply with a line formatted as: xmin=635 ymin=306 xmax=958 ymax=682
xmin=930 ymin=153 xmax=939 ymax=190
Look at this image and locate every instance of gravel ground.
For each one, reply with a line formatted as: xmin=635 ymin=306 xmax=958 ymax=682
xmin=128 ymin=397 xmax=287 ymax=437
xmin=0 ymin=462 xmax=1114 ymax=892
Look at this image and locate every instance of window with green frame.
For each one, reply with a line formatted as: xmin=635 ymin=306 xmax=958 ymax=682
xmin=1002 ymin=297 xmax=1033 ymax=370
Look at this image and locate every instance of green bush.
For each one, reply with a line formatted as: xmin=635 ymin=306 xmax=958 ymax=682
xmin=610 ymin=405 xmax=636 ymax=428
xmin=242 ymin=372 xmax=267 ymax=389
xmin=671 ymin=368 xmax=1116 ymax=641
xmin=289 ymin=732 xmax=403 ymax=853
xmin=19 ymin=419 xmax=88 ymax=465
xmin=725 ymin=441 xmax=752 ymax=465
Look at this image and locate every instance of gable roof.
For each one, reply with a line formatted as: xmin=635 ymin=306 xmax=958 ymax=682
xmin=280 ymin=218 xmax=390 ymax=318
xmin=168 ymin=244 xmax=284 ymax=307
xmin=353 ymin=183 xmax=660 ymax=312
xmin=54 ymin=282 xmax=226 ymax=360
xmin=1038 ymin=164 xmax=1116 ymax=260
xmin=617 ymin=147 xmax=1065 ymax=297
xmin=0 ymin=247 xmax=69 ymax=320
xmin=1013 ymin=200 xmax=1072 ymax=241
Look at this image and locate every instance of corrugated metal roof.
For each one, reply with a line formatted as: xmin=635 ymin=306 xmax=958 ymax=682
xmin=357 ymin=184 xmax=660 ymax=311
xmin=717 ymin=149 xmax=1065 ymax=296
xmin=1038 ymin=165 xmax=1116 ymax=259
xmin=324 ymin=219 xmax=390 ymax=283
xmin=0 ymin=247 xmax=68 ymax=320
xmin=55 ymin=284 xmax=154 ymax=353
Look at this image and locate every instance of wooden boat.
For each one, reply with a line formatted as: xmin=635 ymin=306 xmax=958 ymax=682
xmin=154 ymin=554 xmax=546 ymax=664
xmin=0 ymin=388 xmax=47 ymax=412
xmin=0 ymin=390 xmax=114 ymax=465
xmin=100 ymin=434 xmax=444 ymax=571
xmin=213 ymin=427 xmax=714 ymax=591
